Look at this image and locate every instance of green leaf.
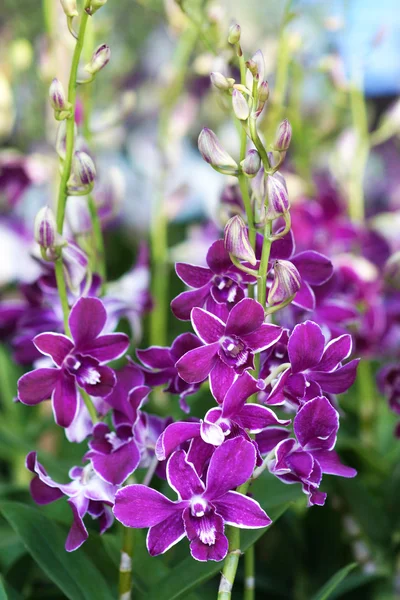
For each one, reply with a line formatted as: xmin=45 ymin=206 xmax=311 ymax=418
xmin=0 ymin=577 xmax=8 ymax=600
xmin=146 ymin=474 xmax=304 ymax=600
xmin=0 ymin=502 xmax=114 ymax=600
xmin=311 ymin=563 xmax=357 ymax=600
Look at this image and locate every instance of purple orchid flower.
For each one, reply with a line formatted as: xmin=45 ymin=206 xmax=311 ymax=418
xmin=267 ymin=321 xmax=359 ymax=406
xmin=26 ymin=452 xmax=117 ymax=551
xmin=113 ymin=437 xmax=271 ymax=561
xmin=103 ymin=360 xmax=150 ymax=427
xmin=156 ymin=372 xmax=290 ymax=460
xmin=177 ymin=298 xmax=282 ymax=400
xmin=17 ymin=297 xmax=129 ymax=427
xmin=268 ymin=396 xmax=356 ymax=506
xmin=86 ymin=422 xmax=141 ymax=486
xmin=171 ymin=239 xmax=256 ymax=322
xmin=137 ymin=333 xmax=204 ymax=413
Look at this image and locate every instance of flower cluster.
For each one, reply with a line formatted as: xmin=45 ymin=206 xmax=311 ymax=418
xmin=8 ymin=20 xmax=360 ymax=576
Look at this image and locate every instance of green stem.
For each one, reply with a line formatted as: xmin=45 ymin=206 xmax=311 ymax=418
xmin=257 ymin=220 xmax=272 ymax=306
xmin=357 ymin=360 xmax=376 ymax=448
xmin=238 ymin=174 xmax=256 ymax=248
xmin=217 ymin=527 xmax=241 ymax=600
xmin=244 ymin=544 xmax=255 ymax=600
xmin=80 ymin=388 xmax=98 ymax=424
xmin=87 ymin=194 xmax=106 ymax=291
xmin=118 ymin=525 xmax=134 ymax=600
xmin=56 ymin=3 xmax=91 ymax=235
xmin=249 ymin=115 xmax=271 ymax=172
xmin=55 ymin=259 xmax=71 ymax=335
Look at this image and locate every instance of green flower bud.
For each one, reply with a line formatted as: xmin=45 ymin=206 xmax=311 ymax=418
xmin=241 ymin=150 xmax=261 ymax=178
xmin=228 ymin=23 xmax=241 ymax=45
xmin=60 ymin=0 xmax=78 ymax=17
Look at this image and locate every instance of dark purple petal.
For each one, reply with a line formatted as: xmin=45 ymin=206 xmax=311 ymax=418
xmin=288 ymin=321 xmax=325 ymax=374
xmin=52 ymin=372 xmax=78 ymax=428
xmin=33 ymin=333 xmax=73 ymax=366
xmin=313 ymin=450 xmax=357 ymax=478
xmin=266 ymin=369 xmax=290 ymax=405
xmin=30 ymin=476 xmax=64 ymax=504
xmin=286 ymin=450 xmax=314 ymax=479
xmin=171 ymin=286 xmax=211 ymax=321
xmin=292 ymin=280 xmax=316 ymax=310
xmin=237 ymin=404 xmax=290 ymax=432
xmin=294 ymin=396 xmax=339 ymax=451
xmin=191 ymin=308 xmax=225 ymax=343
xmin=79 ymin=333 xmax=129 ymax=364
xmin=311 ymin=359 xmax=360 ymax=394
xmin=18 ymin=368 xmax=59 ymax=406
xmin=209 ymin=359 xmax=236 ymax=404
xmin=222 ymin=372 xmax=259 ymax=418
xmin=241 ymin=323 xmax=282 ymax=352
xmin=183 ymin=508 xmax=228 ymax=562
xmin=91 ymin=439 xmax=140 ymax=485
xmin=268 ymin=228 xmax=294 ymax=261
xmin=316 ymin=335 xmax=353 ymax=372
xmin=225 ymin=299 xmax=264 ymax=337
xmin=113 ymin=484 xmax=185 ymax=527
xmin=205 ymin=437 xmax=256 ymax=499
xmin=256 ymin=427 xmax=291 ymax=454
xmin=214 ymin=491 xmax=271 ymax=528
xmin=175 ymin=263 xmax=213 ymax=288
xmin=292 ymin=251 xmax=333 ymax=285
xmin=69 ymin=297 xmax=106 ymax=348
xmin=65 ymin=497 xmax=89 ymax=552
xmin=147 ymin=512 xmax=186 ymax=556
xmin=286 ymin=373 xmax=307 ymax=400
xmin=176 ymin=343 xmax=219 ymax=383
xmin=187 ymin=437 xmax=215 ymax=477
xmin=167 ymin=450 xmax=205 ymax=499
xmin=170 ymin=332 xmax=203 ymax=361
xmin=136 ymin=346 xmax=174 ymax=369
xmin=206 ymin=239 xmax=233 ymax=274
xmin=155 ymin=421 xmax=201 ymax=460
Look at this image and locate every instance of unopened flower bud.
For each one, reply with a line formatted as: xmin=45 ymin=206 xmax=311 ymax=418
xmin=232 ymin=89 xmax=249 ymax=121
xmin=268 ymin=259 xmax=301 ymax=304
xmin=266 ymin=172 xmax=290 ymax=218
xmin=84 ymin=44 xmax=111 ymax=76
xmin=198 ymin=128 xmax=238 ymax=175
xmin=228 ymin=23 xmax=241 ymax=45
xmin=246 ymin=59 xmax=258 ymax=77
xmin=258 ymin=81 xmax=270 ymax=103
xmin=90 ymin=0 xmax=108 ymax=13
xmin=72 ymin=151 xmax=96 ymax=186
xmin=241 ymin=150 xmax=261 ymax=177
xmin=34 ymin=206 xmax=56 ymax=249
xmin=274 ymin=119 xmax=292 ymax=151
xmin=60 ymin=0 xmax=78 ymax=17
xmin=224 ymin=215 xmax=256 ymax=266
xmin=210 ymin=72 xmax=233 ymax=92
xmin=384 ymin=251 xmax=400 ymax=289
xmin=49 ymin=79 xmax=68 ymax=111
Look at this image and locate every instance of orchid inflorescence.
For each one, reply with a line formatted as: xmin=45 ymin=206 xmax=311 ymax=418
xmin=4 ymin=4 xmax=400 ymax=599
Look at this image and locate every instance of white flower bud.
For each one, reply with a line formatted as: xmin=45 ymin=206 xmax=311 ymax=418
xmin=84 ymin=44 xmax=111 ymax=76
xmin=60 ymin=0 xmax=78 ymax=17
xmin=232 ymin=89 xmax=249 ymax=121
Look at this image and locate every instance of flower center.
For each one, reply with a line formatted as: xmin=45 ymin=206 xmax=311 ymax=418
xmin=64 ymin=355 xmax=81 ymax=372
xmin=213 ymin=276 xmax=238 ymax=303
xmin=80 ymin=366 xmax=101 ymax=385
xmin=220 ymin=336 xmax=249 ymax=368
xmin=190 ymin=496 xmax=208 ymax=518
